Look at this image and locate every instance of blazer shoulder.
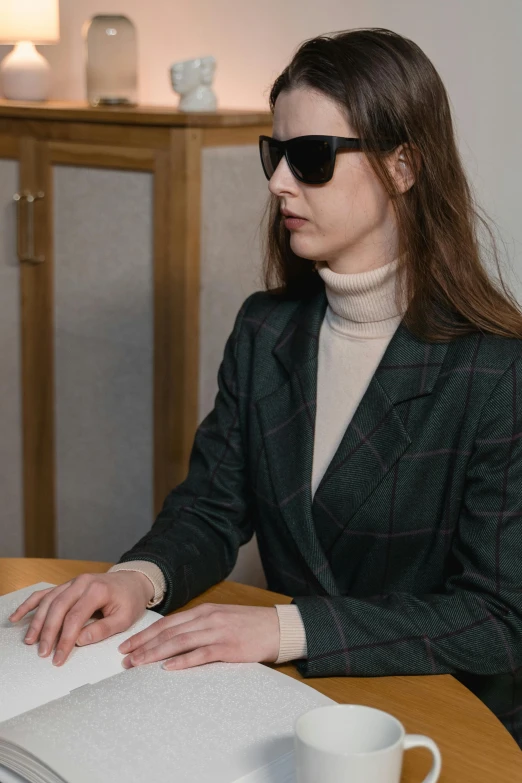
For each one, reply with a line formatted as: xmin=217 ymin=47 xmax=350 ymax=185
xmin=477 ymin=332 xmax=522 ymax=371
xmin=448 ymin=329 xmax=522 ymax=373
xmin=237 ymin=289 xmax=302 ymax=337
xmin=456 ymin=332 xmax=522 ymax=410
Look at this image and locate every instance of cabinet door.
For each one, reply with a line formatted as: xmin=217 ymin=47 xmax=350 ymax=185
xmin=0 ymin=138 xmax=24 ymax=556
xmin=29 ymin=142 xmax=171 ymax=562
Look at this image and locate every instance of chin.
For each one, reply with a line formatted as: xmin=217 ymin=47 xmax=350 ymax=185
xmin=289 ymin=235 xmax=322 ymax=259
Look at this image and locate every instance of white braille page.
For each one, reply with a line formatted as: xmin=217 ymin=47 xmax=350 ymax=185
xmin=0 ymin=767 xmax=29 ymax=783
xmin=0 ymin=660 xmax=335 ymax=783
xmin=0 ymin=582 xmax=163 ymax=723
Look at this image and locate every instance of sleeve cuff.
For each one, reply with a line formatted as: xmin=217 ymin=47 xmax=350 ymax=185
xmin=107 ymin=561 xmax=167 ymax=608
xmin=274 ymin=604 xmax=308 ymax=664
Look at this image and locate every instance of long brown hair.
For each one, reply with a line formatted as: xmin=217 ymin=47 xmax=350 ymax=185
xmin=260 ymin=27 xmax=522 ymax=342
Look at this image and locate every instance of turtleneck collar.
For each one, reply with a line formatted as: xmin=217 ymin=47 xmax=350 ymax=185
xmin=316 ymin=255 xmax=409 ymax=338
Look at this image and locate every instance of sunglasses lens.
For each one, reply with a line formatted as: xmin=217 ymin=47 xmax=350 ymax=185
xmin=260 ymin=138 xmax=283 ymax=179
xmin=260 ymin=137 xmax=334 ymax=183
xmin=289 ymin=138 xmax=332 ymax=183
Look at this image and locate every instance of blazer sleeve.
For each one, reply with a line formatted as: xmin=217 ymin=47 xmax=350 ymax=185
xmin=112 ymin=293 xmax=257 ymax=615
xmin=292 ymin=355 xmax=522 ymax=679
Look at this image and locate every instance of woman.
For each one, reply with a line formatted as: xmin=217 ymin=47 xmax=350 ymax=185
xmin=10 ymin=28 xmax=522 ymax=747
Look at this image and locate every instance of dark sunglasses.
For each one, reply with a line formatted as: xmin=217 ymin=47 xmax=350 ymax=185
xmin=259 ymin=134 xmax=399 ymax=185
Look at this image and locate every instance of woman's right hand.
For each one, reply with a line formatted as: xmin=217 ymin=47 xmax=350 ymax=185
xmin=8 ymin=571 xmax=155 ymax=667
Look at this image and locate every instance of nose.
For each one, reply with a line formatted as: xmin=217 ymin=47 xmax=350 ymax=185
xmin=267 ymin=154 xmax=300 ymax=197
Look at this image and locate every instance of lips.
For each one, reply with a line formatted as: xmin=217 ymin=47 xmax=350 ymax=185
xmin=281 ymin=210 xmax=306 ymax=219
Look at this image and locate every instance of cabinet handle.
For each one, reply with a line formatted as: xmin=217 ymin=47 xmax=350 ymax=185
xmin=13 ymin=190 xmax=45 ymax=265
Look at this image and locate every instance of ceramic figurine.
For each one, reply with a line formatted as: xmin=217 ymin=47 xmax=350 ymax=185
xmin=170 ymin=55 xmax=217 ymax=111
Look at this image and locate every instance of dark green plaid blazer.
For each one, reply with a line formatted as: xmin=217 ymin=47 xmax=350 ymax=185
xmin=117 ymin=284 xmax=522 ymax=749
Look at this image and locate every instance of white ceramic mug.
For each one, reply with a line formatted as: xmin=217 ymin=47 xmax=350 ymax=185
xmin=294 ymin=704 xmax=441 ymax=783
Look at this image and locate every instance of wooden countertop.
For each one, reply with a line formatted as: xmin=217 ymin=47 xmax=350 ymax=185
xmin=0 ymin=100 xmax=273 ymax=127
xmin=2 ymin=558 xmax=521 ymax=781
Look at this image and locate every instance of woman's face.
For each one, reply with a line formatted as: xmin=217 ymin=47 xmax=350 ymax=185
xmin=268 ymin=86 xmax=411 ymax=274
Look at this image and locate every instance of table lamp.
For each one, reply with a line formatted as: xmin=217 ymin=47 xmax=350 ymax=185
xmin=0 ymin=0 xmax=60 ymax=101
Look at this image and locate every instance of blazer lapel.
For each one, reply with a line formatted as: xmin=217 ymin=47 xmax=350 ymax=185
xmin=255 ymin=281 xmax=450 ymax=593
xmin=312 ymin=306 xmax=450 ymax=555
xmin=255 ymin=286 xmax=339 ymax=594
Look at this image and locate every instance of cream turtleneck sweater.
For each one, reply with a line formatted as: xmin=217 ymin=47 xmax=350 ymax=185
xmin=108 ymin=254 xmax=408 ymax=665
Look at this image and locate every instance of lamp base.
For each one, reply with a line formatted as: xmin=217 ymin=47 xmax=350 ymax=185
xmin=0 ymin=41 xmax=51 ymax=101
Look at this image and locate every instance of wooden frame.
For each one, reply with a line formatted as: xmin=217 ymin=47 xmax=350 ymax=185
xmin=0 ymin=105 xmax=272 ymax=557
xmin=0 ymin=135 xmax=19 ymax=158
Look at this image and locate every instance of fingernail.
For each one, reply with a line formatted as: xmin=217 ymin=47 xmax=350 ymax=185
xmin=24 ymin=634 xmax=34 ymax=644
xmin=39 ymin=642 xmax=48 ymax=656
xmin=53 ymin=651 xmax=64 ymax=666
xmin=78 ymin=631 xmax=92 ymax=645
xmin=122 ymin=657 xmax=133 ymax=668
xmin=119 ymin=640 xmax=130 ymax=653
xmin=131 ymin=652 xmax=144 ymax=663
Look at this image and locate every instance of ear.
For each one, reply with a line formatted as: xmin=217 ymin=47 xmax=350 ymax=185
xmin=389 ymin=143 xmax=421 ymax=195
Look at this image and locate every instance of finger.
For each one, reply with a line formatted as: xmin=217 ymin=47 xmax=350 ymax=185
xmin=162 ymin=644 xmax=222 ymax=671
xmin=9 ymin=587 xmax=58 ymax=624
xmin=117 ymin=615 xmax=172 ymax=654
xmin=51 ymin=583 xmax=114 ymax=666
xmin=128 ymin=618 xmax=205 ymax=656
xmin=22 ymin=584 xmax=72 ymax=645
xmin=76 ymin=605 xmax=131 ymax=646
xmin=123 ymin=630 xmax=216 ymax=668
xmin=117 ymin=606 xmax=204 ymax=654
xmin=36 ymin=580 xmax=94 ymax=660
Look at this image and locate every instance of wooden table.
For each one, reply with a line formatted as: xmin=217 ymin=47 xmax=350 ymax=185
xmin=2 ymin=558 xmax=521 ymax=781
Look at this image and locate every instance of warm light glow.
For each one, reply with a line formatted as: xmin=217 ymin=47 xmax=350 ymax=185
xmin=0 ymin=0 xmax=60 ymax=45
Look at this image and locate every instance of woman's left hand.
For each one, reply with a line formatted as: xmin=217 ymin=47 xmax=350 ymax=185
xmin=118 ymin=603 xmax=280 ymax=670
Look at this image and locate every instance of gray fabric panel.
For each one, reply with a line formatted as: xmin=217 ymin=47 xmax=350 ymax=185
xmin=200 ymin=144 xmax=269 ymax=588
xmin=0 ymin=159 xmax=24 ymax=556
xmin=53 ymin=166 xmax=154 ymax=562
xmin=199 ymin=144 xmax=268 ymax=422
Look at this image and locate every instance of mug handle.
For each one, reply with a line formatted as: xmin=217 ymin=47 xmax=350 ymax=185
xmin=404 ymin=734 xmax=442 ymax=783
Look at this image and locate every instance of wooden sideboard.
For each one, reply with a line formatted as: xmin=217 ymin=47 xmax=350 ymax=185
xmin=0 ymin=100 xmax=272 ymax=565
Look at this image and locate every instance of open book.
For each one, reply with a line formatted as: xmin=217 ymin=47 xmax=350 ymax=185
xmin=0 ymin=582 xmax=336 ymax=783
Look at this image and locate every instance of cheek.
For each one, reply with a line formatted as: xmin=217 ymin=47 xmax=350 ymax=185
xmin=334 ymin=156 xmax=388 ymax=220
xmin=313 ymin=187 xmax=362 ymax=238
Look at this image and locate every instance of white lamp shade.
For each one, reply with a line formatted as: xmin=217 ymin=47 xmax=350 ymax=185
xmin=0 ymin=0 xmax=60 ymax=45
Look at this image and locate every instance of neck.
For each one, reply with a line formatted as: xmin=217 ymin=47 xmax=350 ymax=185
xmin=316 ymin=255 xmax=409 ymax=338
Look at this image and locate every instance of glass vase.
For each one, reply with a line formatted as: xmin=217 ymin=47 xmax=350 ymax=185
xmin=84 ymin=14 xmax=138 ymax=106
